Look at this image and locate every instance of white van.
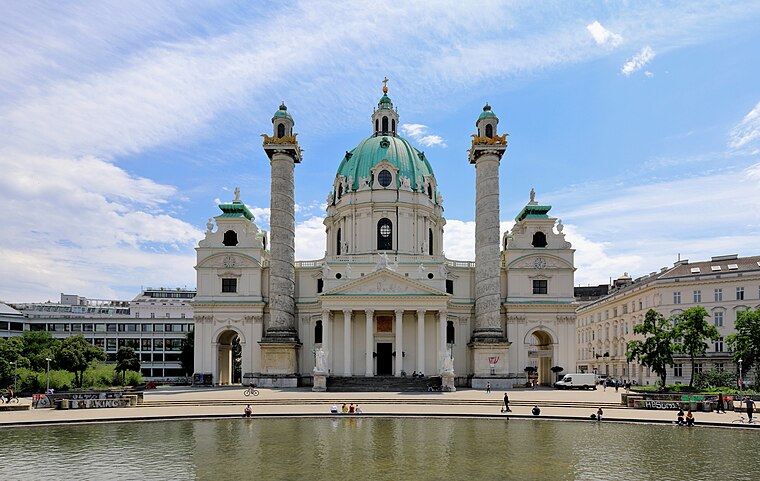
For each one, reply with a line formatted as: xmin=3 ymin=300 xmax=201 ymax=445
xmin=554 ymin=373 xmax=597 ymax=390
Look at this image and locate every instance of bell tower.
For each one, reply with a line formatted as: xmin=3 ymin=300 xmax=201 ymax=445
xmin=259 ymin=102 xmax=302 ymax=387
xmin=468 ymin=103 xmax=511 ymax=388
xmin=371 ymin=77 xmax=399 ymax=137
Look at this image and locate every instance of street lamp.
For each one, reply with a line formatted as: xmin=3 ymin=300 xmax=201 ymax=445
xmin=738 ymin=358 xmax=743 ymax=394
xmin=45 ymin=357 xmax=52 ymax=393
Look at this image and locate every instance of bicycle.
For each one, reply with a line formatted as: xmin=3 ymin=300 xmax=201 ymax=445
xmin=244 ymin=386 xmax=259 ymax=397
xmin=731 ymin=414 xmax=759 ymax=424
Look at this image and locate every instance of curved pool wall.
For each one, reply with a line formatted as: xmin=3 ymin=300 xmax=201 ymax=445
xmin=3 ymin=417 xmax=760 ymax=480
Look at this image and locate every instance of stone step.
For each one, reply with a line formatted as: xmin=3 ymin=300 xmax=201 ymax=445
xmin=141 ymin=399 xmax=623 ymax=409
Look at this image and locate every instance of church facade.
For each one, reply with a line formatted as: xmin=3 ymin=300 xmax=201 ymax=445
xmin=193 ymin=85 xmax=577 ymax=389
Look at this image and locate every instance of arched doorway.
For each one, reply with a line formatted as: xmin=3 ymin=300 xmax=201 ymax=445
xmin=528 ymin=330 xmax=554 ymax=386
xmin=217 ymin=329 xmax=242 ymax=385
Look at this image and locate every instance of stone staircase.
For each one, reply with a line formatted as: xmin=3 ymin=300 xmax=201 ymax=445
xmin=326 ymin=376 xmax=434 ymax=392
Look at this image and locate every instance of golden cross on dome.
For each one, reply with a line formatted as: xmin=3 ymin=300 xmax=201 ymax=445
xmin=382 ymin=76 xmax=389 ymax=93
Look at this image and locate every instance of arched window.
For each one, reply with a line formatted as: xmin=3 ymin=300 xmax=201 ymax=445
xmin=377 ymin=218 xmax=392 ymax=250
xmin=504 ymin=237 xmax=508 ymax=250
xmin=392 ymin=119 xmax=396 ymax=134
xmin=428 ymin=228 xmax=433 ymax=255
xmin=337 ymin=184 xmax=343 ymax=199
xmin=277 ymin=123 xmax=285 ymax=138
xmin=485 ymin=124 xmax=493 ymax=138
xmin=223 ymin=230 xmax=238 ymax=246
xmin=427 ymin=184 xmax=433 ymax=199
xmin=532 ymin=231 xmax=547 ymax=248
xmin=315 ymin=320 xmax=323 ymax=344
xmin=336 ymin=228 xmax=342 ymax=256
xmin=262 ymin=235 xmax=267 ymax=250
xmin=375 ymin=119 xmax=379 ymax=134
xmin=446 ymin=320 xmax=455 ymax=344
xmin=382 ymin=116 xmax=388 ymax=133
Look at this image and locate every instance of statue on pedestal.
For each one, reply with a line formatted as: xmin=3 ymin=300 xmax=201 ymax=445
xmin=314 ymin=348 xmax=328 ymax=373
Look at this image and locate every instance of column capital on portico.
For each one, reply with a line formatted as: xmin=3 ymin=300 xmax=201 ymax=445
xmin=394 ymin=309 xmax=404 ymax=317
xmin=416 ymin=308 xmax=426 ymax=317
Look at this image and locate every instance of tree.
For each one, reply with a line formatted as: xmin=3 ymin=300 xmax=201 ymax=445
xmin=672 ymin=307 xmax=720 ymax=388
xmin=116 ymin=347 xmax=141 ymax=385
xmin=727 ymin=308 xmax=760 ymax=378
xmin=626 ymin=309 xmax=677 ymax=387
xmin=21 ymin=331 xmax=60 ymax=371
xmin=180 ymin=331 xmax=194 ymax=376
xmin=0 ymin=337 xmax=26 ymax=387
xmin=55 ymin=335 xmax=106 ymax=388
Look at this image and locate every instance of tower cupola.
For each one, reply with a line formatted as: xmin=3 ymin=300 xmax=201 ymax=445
xmin=372 ymin=77 xmax=399 ymax=137
xmin=476 ymin=103 xmax=499 ymax=138
xmin=272 ymin=102 xmax=294 ymax=138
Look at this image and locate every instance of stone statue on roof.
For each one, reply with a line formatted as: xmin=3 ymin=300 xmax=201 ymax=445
xmin=529 ymin=188 xmax=535 ymax=203
xmin=234 ymin=187 xmax=241 ymax=202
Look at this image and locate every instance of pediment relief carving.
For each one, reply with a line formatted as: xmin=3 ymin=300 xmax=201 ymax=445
xmin=323 ymin=270 xmax=445 ymax=296
xmin=509 ymin=255 xmax=572 ymax=270
xmin=198 ymin=253 xmax=261 ymax=269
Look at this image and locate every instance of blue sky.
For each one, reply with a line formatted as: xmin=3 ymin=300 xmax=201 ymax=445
xmin=1 ymin=1 xmax=759 ymax=302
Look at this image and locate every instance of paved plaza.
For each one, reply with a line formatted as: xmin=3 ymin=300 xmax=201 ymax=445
xmin=1 ymin=386 xmax=756 ymax=429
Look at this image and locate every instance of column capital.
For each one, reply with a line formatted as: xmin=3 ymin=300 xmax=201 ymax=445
xmin=416 ymin=309 xmax=426 ymax=317
xmin=365 ymin=308 xmax=374 ymax=316
xmin=394 ymin=309 xmax=404 ymax=317
xmin=343 ymin=309 xmax=352 ymax=318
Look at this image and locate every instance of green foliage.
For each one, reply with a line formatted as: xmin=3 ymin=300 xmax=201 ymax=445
xmin=672 ymin=306 xmax=720 ymax=387
xmin=115 ymin=347 xmax=140 ymax=384
xmin=694 ymin=368 xmax=737 ymax=391
xmin=0 ymin=336 xmax=27 ymax=387
xmin=180 ymin=331 xmax=194 ymax=376
xmin=55 ymin=335 xmax=106 ymax=388
xmin=727 ymin=308 xmax=760 ymax=376
xmin=20 ymin=331 xmax=60 ymax=371
xmin=626 ymin=309 xmax=678 ymax=387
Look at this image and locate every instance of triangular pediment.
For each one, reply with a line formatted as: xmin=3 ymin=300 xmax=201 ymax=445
xmin=322 ymin=269 xmax=447 ymax=297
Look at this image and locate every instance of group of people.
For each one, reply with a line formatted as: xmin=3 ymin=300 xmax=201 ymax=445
xmin=3 ymin=387 xmax=15 ymax=403
xmin=410 ymin=371 xmax=425 ymax=378
xmin=676 ymin=409 xmax=696 ymax=426
xmin=330 ymin=403 xmax=363 ymax=414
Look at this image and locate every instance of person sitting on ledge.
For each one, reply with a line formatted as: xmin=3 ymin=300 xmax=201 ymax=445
xmin=355 ymin=405 xmax=363 ymax=414
xmin=341 ymin=403 xmax=349 ymax=413
xmin=685 ymin=410 xmax=695 ymax=427
xmin=244 ymin=404 xmax=252 ymax=418
xmin=532 ymin=406 xmax=541 ymax=416
xmin=349 ymin=404 xmax=355 ymax=413
xmin=596 ymin=407 xmax=603 ymax=421
xmin=677 ymin=409 xmax=685 ymax=425
xmin=412 ymin=371 xmax=417 ymax=378
xmin=330 ymin=405 xmax=339 ymax=413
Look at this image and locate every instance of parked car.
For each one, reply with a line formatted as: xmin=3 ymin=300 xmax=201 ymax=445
xmin=554 ymin=373 xmax=597 ymax=390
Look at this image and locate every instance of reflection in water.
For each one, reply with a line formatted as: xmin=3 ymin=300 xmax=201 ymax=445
xmin=3 ymin=418 xmax=760 ymax=481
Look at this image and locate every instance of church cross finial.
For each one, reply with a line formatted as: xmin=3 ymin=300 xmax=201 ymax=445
xmin=382 ymin=76 xmax=389 ymax=93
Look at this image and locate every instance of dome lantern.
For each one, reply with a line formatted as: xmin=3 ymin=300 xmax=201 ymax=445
xmin=372 ymin=77 xmax=399 ymax=137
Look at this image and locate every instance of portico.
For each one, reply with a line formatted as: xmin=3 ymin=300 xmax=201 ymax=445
xmin=318 ymin=269 xmax=450 ymax=377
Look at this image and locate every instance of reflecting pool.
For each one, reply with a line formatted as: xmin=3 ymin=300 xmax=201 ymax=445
xmin=3 ymin=417 xmax=759 ymax=480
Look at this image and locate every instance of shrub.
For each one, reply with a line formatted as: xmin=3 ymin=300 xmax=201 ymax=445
xmin=694 ymin=368 xmax=737 ymax=390
xmin=123 ymin=370 xmax=143 ymax=386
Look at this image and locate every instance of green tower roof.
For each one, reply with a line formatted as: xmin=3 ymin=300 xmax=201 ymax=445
xmin=515 ymin=204 xmax=551 ymax=222
xmin=273 ymin=102 xmax=292 ymax=119
xmin=478 ymin=103 xmax=497 ymax=120
xmin=218 ymin=200 xmax=254 ymax=220
xmin=336 ymin=135 xmax=434 ymax=191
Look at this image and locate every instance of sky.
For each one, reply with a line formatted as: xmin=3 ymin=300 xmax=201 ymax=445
xmin=1 ymin=1 xmax=760 ymax=302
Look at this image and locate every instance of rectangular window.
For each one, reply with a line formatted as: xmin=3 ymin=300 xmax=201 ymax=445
xmin=153 ymin=339 xmax=164 ymax=351
xmin=613 ymin=308 xmax=618 ymax=317
xmin=71 ymin=323 xmax=82 ymax=332
xmin=141 ymin=324 xmax=152 ymax=332
xmin=150 ymin=313 xmax=155 ymax=319
xmin=714 ymin=311 xmax=724 ymax=327
xmin=693 ymin=290 xmax=701 ymax=303
xmin=716 ymin=363 xmax=724 ymax=371
xmin=532 ymin=280 xmax=548 ymax=294
xmin=106 ymin=339 xmax=117 ymax=352
xmin=736 ymin=287 xmax=745 ymax=300
xmin=694 ymin=363 xmax=703 ymax=375
xmin=317 ymin=278 xmax=324 ymax=294
xmin=154 ymin=324 xmax=164 ymax=332
xmin=166 ymin=313 xmax=171 ymax=318
xmin=446 ymin=279 xmax=454 ymax=294
xmin=181 ymin=313 xmax=186 ymax=319
xmin=141 ymin=339 xmax=152 ymax=352
xmin=714 ymin=288 xmax=722 ymax=301
xmin=674 ymin=364 xmax=683 ymax=377
xmin=222 ymin=278 xmax=238 ymax=293
xmin=714 ymin=337 xmax=724 ymax=353
xmin=93 ymin=338 xmax=105 ymax=349
xmin=95 ymin=323 xmax=106 ymax=333
xmin=673 ymin=291 xmax=681 ymax=304
xmin=135 ymin=313 xmax=139 ymax=318
xmin=622 ymin=305 xmax=628 ymax=314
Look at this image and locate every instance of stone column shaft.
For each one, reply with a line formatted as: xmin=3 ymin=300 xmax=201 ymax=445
xmin=365 ymin=309 xmax=374 ymax=376
xmin=416 ymin=310 xmax=425 ymax=374
xmin=321 ymin=309 xmax=330 ymax=369
xmin=395 ymin=309 xmax=404 ymax=377
xmin=473 ymin=153 xmax=503 ymax=339
xmin=267 ymin=152 xmax=298 ymax=339
xmin=343 ymin=309 xmax=352 ymax=375
xmin=438 ymin=310 xmax=447 ymax=373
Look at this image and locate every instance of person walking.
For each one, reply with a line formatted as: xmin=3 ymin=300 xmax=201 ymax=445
xmin=502 ymin=393 xmax=511 ymax=413
xmin=716 ymin=393 xmax=725 ymax=414
xmin=486 ymin=382 xmax=491 ymax=394
xmin=746 ymin=396 xmax=755 ymax=422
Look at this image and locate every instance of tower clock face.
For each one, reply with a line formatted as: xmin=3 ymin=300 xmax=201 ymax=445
xmin=223 ymin=255 xmax=236 ymax=268
xmin=534 ymin=257 xmax=546 ymax=269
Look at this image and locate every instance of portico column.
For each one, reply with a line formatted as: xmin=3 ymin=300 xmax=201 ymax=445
xmin=438 ymin=310 xmax=447 ymax=373
xmin=416 ymin=309 xmax=426 ymax=375
xmin=343 ymin=309 xmax=352 ymax=375
xmin=395 ymin=309 xmax=404 ymax=377
xmin=365 ymin=309 xmax=374 ymax=377
xmin=321 ymin=309 xmax=330 ymax=370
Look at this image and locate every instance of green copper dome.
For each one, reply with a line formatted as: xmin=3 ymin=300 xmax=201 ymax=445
xmin=273 ymin=102 xmax=292 ymax=119
xmin=478 ymin=103 xmax=497 ymax=120
xmin=336 ymin=135 xmax=435 ymax=191
xmin=378 ymin=94 xmax=393 ymax=110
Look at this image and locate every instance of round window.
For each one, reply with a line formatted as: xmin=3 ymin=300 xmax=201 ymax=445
xmin=380 ymin=224 xmax=391 ymax=237
xmin=378 ymin=170 xmax=392 ymax=187
xmin=427 ymin=273 xmax=434 ymax=279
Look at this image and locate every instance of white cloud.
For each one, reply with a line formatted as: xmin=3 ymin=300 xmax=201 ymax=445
xmin=644 ymin=70 xmax=654 ymax=78
xmin=586 ymin=21 xmax=623 ymax=47
xmin=400 ymin=123 xmax=447 ymax=148
xmin=442 ymin=220 xmax=514 ymax=261
xmin=621 ymin=46 xmax=656 ymax=76
xmin=730 ymin=100 xmax=760 ymax=151
xmin=295 ymin=216 xmax=326 ymax=260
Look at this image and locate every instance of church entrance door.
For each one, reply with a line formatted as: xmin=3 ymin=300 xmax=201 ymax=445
xmin=376 ymin=343 xmax=393 ymax=376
